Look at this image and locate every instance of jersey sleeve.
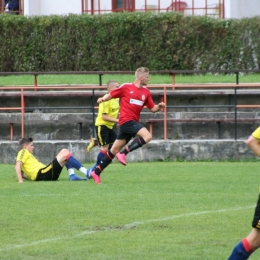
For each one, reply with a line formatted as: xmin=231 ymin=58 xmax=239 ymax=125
xmin=16 ymin=149 xmax=29 ymax=163
xmin=144 ymin=91 xmax=155 ymax=109
xmin=110 ymin=84 xmax=127 ymax=98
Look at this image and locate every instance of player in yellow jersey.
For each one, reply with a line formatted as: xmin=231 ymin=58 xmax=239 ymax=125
xmin=86 ymin=80 xmax=120 ymax=176
xmin=15 ymin=137 xmax=94 ymax=182
xmin=228 ymin=126 xmax=260 ymax=259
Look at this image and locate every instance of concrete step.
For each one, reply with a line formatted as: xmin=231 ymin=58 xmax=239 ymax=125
xmin=0 ymin=139 xmax=255 ymax=165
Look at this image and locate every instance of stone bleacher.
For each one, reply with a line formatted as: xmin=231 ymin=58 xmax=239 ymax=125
xmin=1 ymin=87 xmax=260 ymax=141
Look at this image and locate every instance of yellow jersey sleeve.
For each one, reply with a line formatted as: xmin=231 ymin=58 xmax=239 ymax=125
xmin=95 ymin=97 xmax=119 ymax=129
xmin=16 ymin=149 xmax=46 ymax=181
xmin=252 ymin=127 xmax=260 ymax=140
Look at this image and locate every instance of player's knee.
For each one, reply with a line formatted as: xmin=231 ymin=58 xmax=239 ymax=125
xmin=144 ymin=133 xmax=152 ymax=143
xmin=246 ymin=136 xmax=254 ymax=148
xmin=60 ymin=148 xmax=70 ymax=156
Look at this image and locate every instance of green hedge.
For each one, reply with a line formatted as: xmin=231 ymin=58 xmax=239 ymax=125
xmin=0 ymin=12 xmax=260 ymax=72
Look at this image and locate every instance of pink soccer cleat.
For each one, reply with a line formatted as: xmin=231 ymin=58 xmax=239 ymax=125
xmin=116 ymin=153 xmax=127 ymax=166
xmin=90 ymin=171 xmax=101 ymax=184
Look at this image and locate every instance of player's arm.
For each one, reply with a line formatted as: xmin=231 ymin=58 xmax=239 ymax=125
xmin=22 ymin=172 xmax=29 ymax=180
xmin=150 ymin=102 xmax=166 ymax=113
xmin=15 ymin=161 xmax=24 ymax=183
xmin=102 ymin=113 xmax=119 ymax=123
xmin=97 ymin=93 xmax=112 ymax=104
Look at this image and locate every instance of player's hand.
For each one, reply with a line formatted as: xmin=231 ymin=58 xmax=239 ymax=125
xmin=158 ymin=102 xmax=166 ymax=108
xmin=97 ymin=97 xmax=104 ymax=103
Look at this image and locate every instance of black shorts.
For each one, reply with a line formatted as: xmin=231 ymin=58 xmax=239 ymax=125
xmin=95 ymin=125 xmax=117 ymax=146
xmin=252 ymin=193 xmax=260 ymax=228
xmin=36 ymin=158 xmax=63 ymax=181
xmin=117 ymin=120 xmax=144 ymax=144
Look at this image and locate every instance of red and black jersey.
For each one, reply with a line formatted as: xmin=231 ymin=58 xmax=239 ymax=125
xmin=110 ymin=83 xmax=155 ymax=125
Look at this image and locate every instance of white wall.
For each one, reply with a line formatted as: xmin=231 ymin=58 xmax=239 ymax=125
xmin=228 ymin=0 xmax=260 ymax=18
xmin=24 ymin=0 xmax=41 ymax=16
xmin=24 ymin=0 xmax=81 ymax=16
xmin=40 ymin=0 xmax=81 ymax=15
xmin=22 ymin=0 xmax=260 ymax=18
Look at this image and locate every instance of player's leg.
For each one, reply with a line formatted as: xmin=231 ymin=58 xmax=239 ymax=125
xmin=228 ymin=193 xmax=260 ymax=259
xmin=36 ymin=159 xmax=63 ymax=181
xmin=90 ymin=138 xmax=127 ymax=184
xmin=121 ymin=126 xmax=151 ymax=153
xmin=66 ymin=162 xmax=87 ymax=181
xmin=87 ymin=126 xmax=117 ymax=180
xmin=56 ymin=148 xmax=88 ymax=179
xmin=116 ymin=122 xmax=151 ymax=165
xmin=246 ymin=127 xmax=260 ymax=157
xmin=96 ymin=125 xmax=114 ymax=165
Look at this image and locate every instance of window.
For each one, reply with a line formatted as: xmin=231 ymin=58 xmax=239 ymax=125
xmin=112 ymin=0 xmax=135 ymax=12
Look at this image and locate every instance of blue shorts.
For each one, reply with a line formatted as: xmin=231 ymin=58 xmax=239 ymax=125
xmin=117 ymin=120 xmax=144 ymax=144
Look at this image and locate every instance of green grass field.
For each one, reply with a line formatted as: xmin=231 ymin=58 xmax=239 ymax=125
xmin=1 ymin=161 xmax=260 ymax=259
xmin=1 ymin=73 xmax=260 ymax=86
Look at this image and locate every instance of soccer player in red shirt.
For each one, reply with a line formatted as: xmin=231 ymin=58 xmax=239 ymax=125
xmin=88 ymin=67 xmax=166 ymax=184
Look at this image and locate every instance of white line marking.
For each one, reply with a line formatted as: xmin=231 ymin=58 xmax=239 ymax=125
xmin=0 ymin=194 xmax=80 ymax=197
xmin=0 ymin=205 xmax=254 ymax=252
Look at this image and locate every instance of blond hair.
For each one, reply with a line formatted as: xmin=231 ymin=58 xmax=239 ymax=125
xmin=107 ymin=80 xmax=119 ymax=91
xmin=135 ymin=67 xmax=149 ymax=79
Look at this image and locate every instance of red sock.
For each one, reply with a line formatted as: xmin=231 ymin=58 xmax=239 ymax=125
xmin=242 ymin=238 xmax=252 ymax=253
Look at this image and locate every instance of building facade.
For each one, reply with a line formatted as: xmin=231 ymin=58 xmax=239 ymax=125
xmin=1 ymin=0 xmax=260 ymax=19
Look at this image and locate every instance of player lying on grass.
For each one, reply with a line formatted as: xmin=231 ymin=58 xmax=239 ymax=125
xmin=228 ymin=126 xmax=260 ymax=259
xmin=15 ymin=137 xmax=94 ymax=182
xmin=88 ymin=67 xmax=166 ymax=184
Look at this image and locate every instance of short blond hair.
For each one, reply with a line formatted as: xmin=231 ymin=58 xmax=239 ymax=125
xmin=106 ymin=80 xmax=119 ymax=92
xmin=135 ymin=67 xmax=149 ymax=79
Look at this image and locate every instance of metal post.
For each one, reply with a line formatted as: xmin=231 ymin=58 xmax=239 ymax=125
xmin=78 ymin=122 xmax=83 ymax=139
xmin=34 ymin=74 xmax=38 ymax=91
xmin=10 ymin=123 xmax=14 ymax=140
xmin=163 ymin=86 xmax=167 ymax=140
xmin=216 ymin=122 xmax=221 ymax=139
xmin=21 ymin=88 xmax=25 ymax=138
xmin=234 ymin=72 xmax=239 ymax=141
xmin=234 ymin=87 xmax=237 ymax=141
xmin=99 ymin=74 xmax=102 ymax=86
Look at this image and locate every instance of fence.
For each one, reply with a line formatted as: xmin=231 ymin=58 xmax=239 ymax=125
xmin=1 ymin=69 xmax=260 ymax=141
xmin=82 ymin=0 xmax=225 ymax=18
xmin=0 ymin=0 xmax=224 ymax=18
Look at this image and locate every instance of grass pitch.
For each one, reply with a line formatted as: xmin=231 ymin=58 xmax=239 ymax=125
xmin=1 ymin=161 xmax=260 ymax=260
xmin=0 ymin=73 xmax=260 ymax=86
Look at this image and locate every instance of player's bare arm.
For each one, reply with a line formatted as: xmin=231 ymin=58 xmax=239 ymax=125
xmin=97 ymin=93 xmax=112 ymax=103
xmin=22 ymin=172 xmax=30 ymax=180
xmin=150 ymin=102 xmax=166 ymax=113
xmin=102 ymin=113 xmax=119 ymax=123
xmin=15 ymin=161 xmax=24 ymax=183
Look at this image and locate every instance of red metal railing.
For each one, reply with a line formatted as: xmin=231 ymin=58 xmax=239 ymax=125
xmin=82 ymin=0 xmax=225 ymax=18
xmin=0 ymin=83 xmax=170 ymax=140
xmin=0 ymin=0 xmax=224 ymax=18
xmin=1 ymin=70 xmax=260 ymax=141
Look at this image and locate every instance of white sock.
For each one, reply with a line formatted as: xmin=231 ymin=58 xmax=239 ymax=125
xmin=68 ymin=168 xmax=75 ymax=176
xmin=79 ymin=167 xmax=87 ymax=175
